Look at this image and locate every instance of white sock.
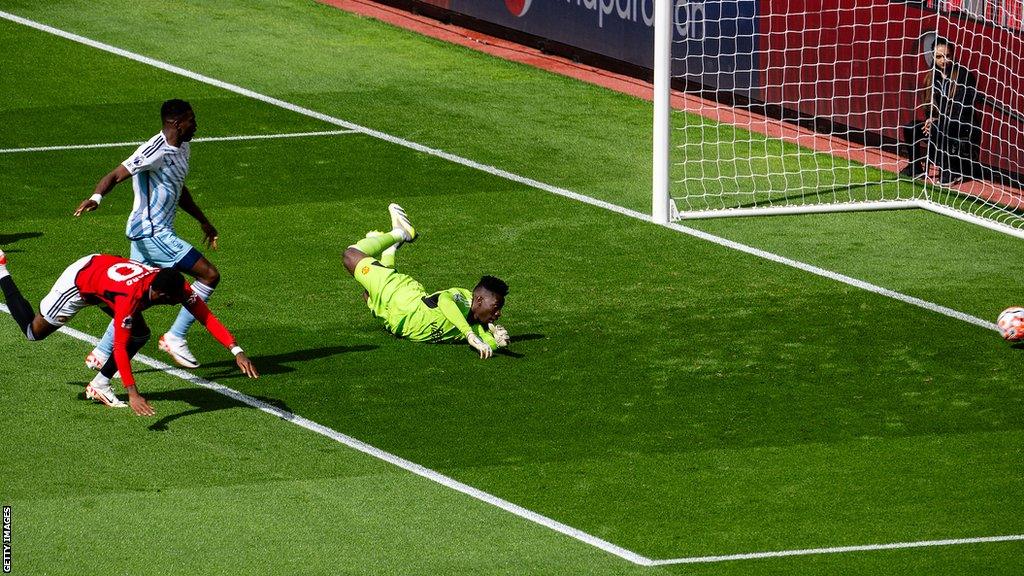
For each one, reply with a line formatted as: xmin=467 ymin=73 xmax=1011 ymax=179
xmin=389 ymin=227 xmax=409 ymax=243
xmin=191 ymin=281 xmax=215 ymax=301
xmin=90 ymin=373 xmax=111 ymax=387
xmin=0 ymin=266 xmax=9 ymax=280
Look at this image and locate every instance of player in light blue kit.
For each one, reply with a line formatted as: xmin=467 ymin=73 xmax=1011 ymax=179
xmin=74 ymin=99 xmax=221 ymax=370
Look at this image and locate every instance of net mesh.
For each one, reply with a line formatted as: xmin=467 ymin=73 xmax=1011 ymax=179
xmin=669 ymin=0 xmax=1024 ymax=231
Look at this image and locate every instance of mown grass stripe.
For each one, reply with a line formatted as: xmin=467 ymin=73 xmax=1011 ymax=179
xmin=0 ymin=130 xmax=357 ymax=154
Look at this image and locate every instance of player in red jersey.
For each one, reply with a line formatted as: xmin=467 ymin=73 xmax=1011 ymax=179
xmin=0 ymin=250 xmax=258 ymax=415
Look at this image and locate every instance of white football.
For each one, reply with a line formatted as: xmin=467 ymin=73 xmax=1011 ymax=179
xmin=996 ymin=307 xmax=1024 ymax=341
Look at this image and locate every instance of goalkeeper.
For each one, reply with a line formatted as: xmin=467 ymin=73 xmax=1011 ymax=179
xmin=342 ymin=203 xmax=510 ymax=359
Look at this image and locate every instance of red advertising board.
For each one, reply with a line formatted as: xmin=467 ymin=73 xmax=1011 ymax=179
xmin=760 ymin=0 xmax=1024 ymax=173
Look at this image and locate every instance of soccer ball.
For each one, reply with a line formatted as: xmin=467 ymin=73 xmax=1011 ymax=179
xmin=996 ymin=307 xmax=1024 ymax=341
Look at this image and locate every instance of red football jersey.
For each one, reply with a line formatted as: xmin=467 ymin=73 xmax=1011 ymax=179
xmin=74 ymin=255 xmax=235 ymax=387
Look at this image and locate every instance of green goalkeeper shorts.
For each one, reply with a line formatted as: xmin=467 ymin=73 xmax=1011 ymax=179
xmin=353 ymin=256 xmax=426 ymax=329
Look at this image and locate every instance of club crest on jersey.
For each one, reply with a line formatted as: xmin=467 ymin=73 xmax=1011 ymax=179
xmin=132 ymin=155 xmax=143 ymax=166
xmin=121 ymin=316 xmax=133 ymax=329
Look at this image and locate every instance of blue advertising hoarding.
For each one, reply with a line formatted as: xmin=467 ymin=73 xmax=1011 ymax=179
xmin=447 ymin=0 xmax=758 ymax=95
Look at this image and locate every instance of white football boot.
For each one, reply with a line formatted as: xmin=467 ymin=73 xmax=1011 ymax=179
xmin=159 ymin=333 xmax=200 ymax=368
xmin=388 ymin=203 xmax=417 ymax=243
xmin=85 ymin=378 xmax=126 ymax=408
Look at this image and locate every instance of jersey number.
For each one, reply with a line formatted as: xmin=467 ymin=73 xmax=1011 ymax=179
xmin=107 ymin=262 xmax=150 ymax=284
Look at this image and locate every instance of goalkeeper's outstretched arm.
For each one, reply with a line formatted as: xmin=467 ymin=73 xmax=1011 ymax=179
xmin=436 ymin=291 xmax=494 ymax=359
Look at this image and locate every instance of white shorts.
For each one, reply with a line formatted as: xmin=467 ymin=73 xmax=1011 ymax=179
xmin=39 ymin=254 xmax=96 ymax=327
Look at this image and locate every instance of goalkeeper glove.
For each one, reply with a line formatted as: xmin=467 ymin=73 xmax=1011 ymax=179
xmin=488 ymin=324 xmax=510 ymax=348
xmin=466 ymin=332 xmax=493 ymax=359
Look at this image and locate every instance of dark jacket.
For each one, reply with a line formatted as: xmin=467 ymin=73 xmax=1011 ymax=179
xmin=921 ymin=62 xmax=978 ymax=137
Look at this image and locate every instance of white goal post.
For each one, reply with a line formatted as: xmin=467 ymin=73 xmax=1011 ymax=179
xmin=652 ymin=0 xmax=1024 ymax=239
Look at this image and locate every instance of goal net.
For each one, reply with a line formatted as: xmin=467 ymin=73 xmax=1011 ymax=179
xmin=653 ymin=0 xmax=1024 ymax=238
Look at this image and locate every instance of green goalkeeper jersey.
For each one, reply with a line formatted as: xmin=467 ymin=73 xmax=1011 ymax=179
xmin=395 ymin=287 xmax=497 ymax=347
xmin=355 ymin=258 xmax=498 ymax=349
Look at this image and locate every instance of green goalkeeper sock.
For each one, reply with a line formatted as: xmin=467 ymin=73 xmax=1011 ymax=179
xmin=380 ymin=245 xmax=396 ymax=268
xmin=351 ymin=231 xmax=402 ymax=258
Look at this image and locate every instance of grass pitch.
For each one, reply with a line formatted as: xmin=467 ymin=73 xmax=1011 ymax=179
xmin=1 ymin=1 xmax=1023 ymax=574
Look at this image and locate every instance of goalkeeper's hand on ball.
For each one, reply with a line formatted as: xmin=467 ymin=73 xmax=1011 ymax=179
xmin=467 ymin=332 xmax=494 ymax=359
xmin=488 ymin=324 xmax=510 ymax=348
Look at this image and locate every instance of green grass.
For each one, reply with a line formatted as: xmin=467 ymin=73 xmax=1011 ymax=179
xmin=1 ymin=1 xmax=1023 ymax=574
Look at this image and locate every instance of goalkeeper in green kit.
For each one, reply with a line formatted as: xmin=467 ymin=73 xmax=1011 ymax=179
xmin=342 ymin=204 xmax=510 ymax=359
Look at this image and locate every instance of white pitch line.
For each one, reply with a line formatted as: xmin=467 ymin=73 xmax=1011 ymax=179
xmin=0 ymin=10 xmax=997 ymax=336
xmin=0 ymin=302 xmax=650 ymax=566
xmin=0 ymin=130 xmax=356 ymax=154
xmin=2 ymin=305 xmax=1020 ymax=568
xmin=649 ymin=534 xmax=1024 ymax=565
xmin=0 ymin=10 xmax=1012 ymax=566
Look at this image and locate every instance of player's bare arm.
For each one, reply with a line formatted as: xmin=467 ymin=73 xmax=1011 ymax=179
xmin=235 ymin=352 xmax=259 ymax=378
xmin=178 ymin=185 xmax=219 ymax=249
xmin=74 ymin=164 xmax=131 ymax=216
xmin=125 ymin=385 xmax=156 ymax=416
xmin=182 ymin=296 xmax=260 ymax=379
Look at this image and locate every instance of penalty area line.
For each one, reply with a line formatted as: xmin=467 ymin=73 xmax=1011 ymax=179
xmin=0 ymin=130 xmax=358 ymax=154
xmin=0 ymin=302 xmax=651 ymax=567
xmin=1 ymin=309 xmax=1019 ymax=568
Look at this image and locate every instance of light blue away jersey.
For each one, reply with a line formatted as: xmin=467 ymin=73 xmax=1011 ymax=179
xmin=121 ymin=132 xmax=191 ymax=240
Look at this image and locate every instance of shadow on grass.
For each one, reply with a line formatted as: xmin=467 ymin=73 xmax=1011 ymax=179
xmin=71 ymin=381 xmax=292 ymax=432
xmin=0 ymin=231 xmax=43 ymax=249
xmin=143 ymin=388 xmax=292 ymax=432
xmin=728 ymin=180 xmax=893 ymax=211
xmin=199 ymin=344 xmax=379 ymax=379
xmin=497 ymin=333 xmax=544 ymax=359
xmin=436 ymin=332 xmax=544 ymax=359
xmin=126 ymin=344 xmax=378 ymax=380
